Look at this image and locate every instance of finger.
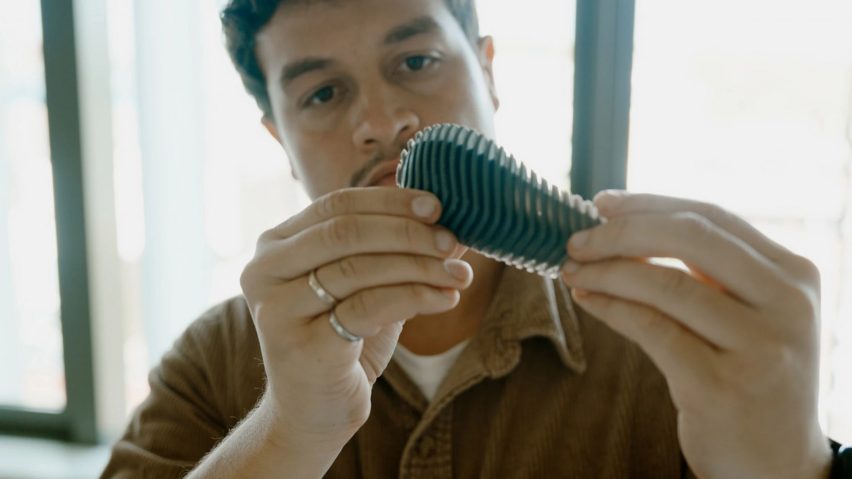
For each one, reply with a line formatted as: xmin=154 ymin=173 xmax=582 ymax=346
xmin=570 ymin=289 xmax=718 ymax=401
xmin=593 ymin=191 xmax=792 ymax=263
xmin=269 ymin=187 xmax=443 ymax=240
xmin=316 ymin=255 xmax=473 ymax=301
xmin=359 ymin=321 xmax=406 ymax=384
xmin=313 ymin=283 xmax=460 ymax=345
xmin=277 ymin=255 xmax=473 ymax=318
xmin=567 ymin=212 xmax=790 ymax=308
xmin=260 ymin=215 xmax=459 ymax=281
xmin=561 ymin=258 xmax=759 ymax=350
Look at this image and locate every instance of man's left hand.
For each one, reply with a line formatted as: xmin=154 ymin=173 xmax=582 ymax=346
xmin=560 ymin=191 xmax=832 ymax=479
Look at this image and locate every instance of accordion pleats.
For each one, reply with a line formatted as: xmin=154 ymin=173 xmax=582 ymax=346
xmin=396 ymin=123 xmax=603 ymax=277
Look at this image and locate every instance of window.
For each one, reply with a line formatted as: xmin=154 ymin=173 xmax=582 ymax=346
xmin=478 ymin=0 xmax=576 ymax=189
xmin=0 ymin=0 xmax=96 ymax=442
xmin=0 ymin=0 xmax=64 ymax=413
xmin=628 ymin=0 xmax=852 ymax=443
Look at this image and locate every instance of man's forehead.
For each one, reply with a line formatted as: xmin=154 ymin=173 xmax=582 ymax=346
xmin=257 ymin=0 xmax=457 ymax=62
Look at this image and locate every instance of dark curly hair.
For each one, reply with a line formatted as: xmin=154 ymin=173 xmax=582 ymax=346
xmin=221 ymin=0 xmax=481 ymax=118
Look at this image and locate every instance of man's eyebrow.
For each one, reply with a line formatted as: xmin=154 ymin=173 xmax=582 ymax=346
xmin=280 ymin=57 xmax=334 ymax=87
xmin=278 ymin=17 xmax=439 ymax=87
xmin=383 ymin=16 xmax=440 ymax=45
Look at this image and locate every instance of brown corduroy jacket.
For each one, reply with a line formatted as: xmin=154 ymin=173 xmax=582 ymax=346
xmin=101 ymin=266 xmax=692 ymax=478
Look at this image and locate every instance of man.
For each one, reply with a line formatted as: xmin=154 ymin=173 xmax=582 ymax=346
xmin=102 ymin=0 xmax=833 ymax=477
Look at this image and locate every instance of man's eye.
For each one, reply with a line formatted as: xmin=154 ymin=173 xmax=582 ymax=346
xmin=402 ymin=55 xmax=434 ymax=72
xmin=307 ymin=86 xmax=335 ymax=106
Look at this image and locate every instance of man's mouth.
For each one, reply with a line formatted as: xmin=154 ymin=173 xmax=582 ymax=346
xmin=373 ymin=172 xmax=398 ymax=186
xmin=364 ymin=157 xmax=402 ymax=187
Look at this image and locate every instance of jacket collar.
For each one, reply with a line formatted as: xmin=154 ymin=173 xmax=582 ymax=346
xmin=471 ymin=265 xmax=587 ymax=377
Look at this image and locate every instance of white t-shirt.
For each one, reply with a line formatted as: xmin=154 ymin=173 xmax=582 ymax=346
xmin=393 ymin=339 xmax=470 ymax=402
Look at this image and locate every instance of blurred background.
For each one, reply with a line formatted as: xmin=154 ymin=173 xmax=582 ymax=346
xmin=0 ymin=0 xmax=850 ymax=476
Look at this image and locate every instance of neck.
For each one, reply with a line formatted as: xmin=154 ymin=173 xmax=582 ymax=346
xmin=398 ymin=251 xmax=505 ymax=355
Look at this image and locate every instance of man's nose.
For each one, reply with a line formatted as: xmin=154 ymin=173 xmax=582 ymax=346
xmin=351 ymin=88 xmax=420 ymax=152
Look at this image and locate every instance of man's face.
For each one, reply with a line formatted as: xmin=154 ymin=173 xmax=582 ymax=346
xmin=255 ymin=0 xmax=499 ymax=199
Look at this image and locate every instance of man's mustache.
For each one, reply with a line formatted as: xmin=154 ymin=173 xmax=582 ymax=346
xmin=348 ymin=148 xmax=403 ymax=188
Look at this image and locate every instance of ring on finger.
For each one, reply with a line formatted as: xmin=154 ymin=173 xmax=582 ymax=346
xmin=308 ymin=269 xmax=338 ymax=306
xmin=328 ymin=310 xmax=362 ymax=342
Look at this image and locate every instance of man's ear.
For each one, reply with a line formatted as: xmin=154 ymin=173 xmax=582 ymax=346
xmin=261 ymin=115 xmax=281 ymax=143
xmin=261 ymin=116 xmax=300 ymax=181
xmin=477 ymin=36 xmax=500 ymax=111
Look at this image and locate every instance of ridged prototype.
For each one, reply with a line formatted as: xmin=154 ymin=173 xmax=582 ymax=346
xmin=396 ymin=123 xmax=604 ymax=277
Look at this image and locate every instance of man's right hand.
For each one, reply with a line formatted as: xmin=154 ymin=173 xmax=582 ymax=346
xmin=239 ymin=187 xmax=472 ymax=455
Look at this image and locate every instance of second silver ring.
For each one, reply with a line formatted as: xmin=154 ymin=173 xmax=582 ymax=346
xmin=328 ymin=310 xmax=362 ymax=342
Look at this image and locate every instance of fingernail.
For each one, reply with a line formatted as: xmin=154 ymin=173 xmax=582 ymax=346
xmin=569 ymin=231 xmax=589 ymax=249
xmin=436 ymin=231 xmax=456 ymax=252
xmin=562 ymin=261 xmax=580 ymax=275
xmin=412 ymin=196 xmax=438 ymax=218
xmin=572 ymin=288 xmax=590 ymax=299
xmin=442 ymin=288 xmax=460 ymax=301
xmin=444 ymin=259 xmax=470 ymax=280
xmin=594 ymin=190 xmax=625 ymax=210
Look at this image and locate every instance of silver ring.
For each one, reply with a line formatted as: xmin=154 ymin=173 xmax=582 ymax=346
xmin=308 ymin=269 xmax=338 ymax=306
xmin=328 ymin=311 xmax=362 ymax=342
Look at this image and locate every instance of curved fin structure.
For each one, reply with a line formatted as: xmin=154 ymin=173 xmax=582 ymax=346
xmin=397 ymin=123 xmax=604 ymax=278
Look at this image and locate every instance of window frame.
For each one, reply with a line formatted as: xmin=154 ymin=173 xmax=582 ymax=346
xmin=571 ymin=0 xmax=636 ymax=198
xmin=0 ymin=0 xmax=97 ymax=444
